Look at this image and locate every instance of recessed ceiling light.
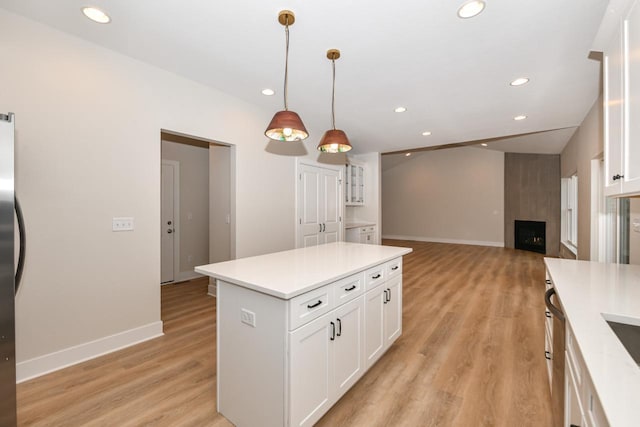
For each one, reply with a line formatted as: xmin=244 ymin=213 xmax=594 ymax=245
xmin=481 ymin=143 xmax=488 ymax=147
xmin=514 ymin=115 xmax=527 ymax=121
xmin=81 ymin=7 xmax=111 ymax=24
xmin=261 ymin=88 xmax=275 ymax=96
xmin=510 ymin=77 xmax=530 ymax=86
xmin=394 ymin=107 xmax=407 ymax=113
xmin=422 ymin=131 xmax=432 ymax=136
xmin=405 ymin=153 xmax=412 ymax=157
xmin=457 ymin=0 xmax=486 ymax=19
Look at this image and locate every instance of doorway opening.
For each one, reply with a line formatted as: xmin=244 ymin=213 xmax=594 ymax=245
xmin=160 ymin=130 xmax=235 ymax=295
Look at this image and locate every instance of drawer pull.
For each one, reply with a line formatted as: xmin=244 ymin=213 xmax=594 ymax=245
xmin=545 ymin=279 xmax=551 ymax=285
xmin=544 ymin=351 xmax=551 ymax=360
xmin=330 ymin=322 xmax=336 ymax=341
xmin=307 ymin=300 xmax=322 ymax=309
xmin=545 ymin=311 xmax=551 ymax=318
xmin=391 ymin=266 xmax=399 ymax=271
xmin=345 ymin=285 xmax=356 ymax=292
xmin=372 ymin=274 xmax=381 ymax=279
xmin=336 ymin=318 xmax=342 ymax=337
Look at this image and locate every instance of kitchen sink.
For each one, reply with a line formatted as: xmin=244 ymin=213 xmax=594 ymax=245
xmin=606 ymin=320 xmax=640 ymax=366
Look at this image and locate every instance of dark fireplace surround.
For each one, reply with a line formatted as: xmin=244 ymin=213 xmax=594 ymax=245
xmin=514 ymin=220 xmax=546 ymax=254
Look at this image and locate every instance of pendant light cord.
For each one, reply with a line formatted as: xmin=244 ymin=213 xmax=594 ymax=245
xmin=331 ymin=58 xmax=336 ymax=129
xmin=284 ymin=18 xmax=290 ymax=111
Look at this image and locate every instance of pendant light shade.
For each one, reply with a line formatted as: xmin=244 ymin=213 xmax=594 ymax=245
xmin=265 ymin=110 xmax=308 ymax=141
xmin=265 ymin=11 xmax=309 ymax=142
xmin=318 ymin=49 xmax=352 ymax=153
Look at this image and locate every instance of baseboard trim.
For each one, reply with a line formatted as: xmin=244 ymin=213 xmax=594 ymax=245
xmin=16 ymin=321 xmax=164 ymax=383
xmin=382 ymin=234 xmax=505 ymax=248
xmin=175 ymin=271 xmax=204 ymax=282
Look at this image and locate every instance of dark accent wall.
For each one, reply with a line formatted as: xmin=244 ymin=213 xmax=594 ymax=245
xmin=504 ymin=153 xmax=561 ymax=256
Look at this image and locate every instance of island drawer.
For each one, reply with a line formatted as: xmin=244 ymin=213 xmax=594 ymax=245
xmin=364 ymin=264 xmax=386 ymax=290
xmin=386 ymin=257 xmax=402 ymax=279
xmin=333 ymin=272 xmax=365 ymax=306
xmin=289 ymin=285 xmax=334 ymax=330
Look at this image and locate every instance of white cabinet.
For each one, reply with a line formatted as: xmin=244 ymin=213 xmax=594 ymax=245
xmin=345 ymin=225 xmax=377 ymax=245
xmin=345 ymin=163 xmax=365 ymax=206
xmin=298 ymin=164 xmax=342 ymax=247
xmin=213 ymin=254 xmax=406 ymax=427
xmin=603 ymin=0 xmax=640 ymax=197
xmin=289 ymin=297 xmax=364 ymax=427
xmin=565 ymin=323 xmax=610 ymax=427
xmin=364 ymin=270 xmax=402 ymax=368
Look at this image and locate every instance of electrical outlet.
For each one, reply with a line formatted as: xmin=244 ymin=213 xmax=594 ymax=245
xmin=241 ymin=308 xmax=256 ymax=327
xmin=112 ymin=217 xmax=134 ymax=231
xmin=632 ymin=218 xmax=640 ymax=233
xmin=188 ymin=255 xmax=193 ymax=263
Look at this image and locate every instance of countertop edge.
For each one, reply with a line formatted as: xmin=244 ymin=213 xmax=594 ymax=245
xmin=196 ymin=244 xmax=412 ymax=300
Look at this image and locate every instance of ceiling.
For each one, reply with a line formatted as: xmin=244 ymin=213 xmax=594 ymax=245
xmin=0 ymin=0 xmax=607 ymax=155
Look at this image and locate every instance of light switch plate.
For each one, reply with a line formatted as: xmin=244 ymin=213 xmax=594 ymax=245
xmin=112 ymin=217 xmax=134 ymax=231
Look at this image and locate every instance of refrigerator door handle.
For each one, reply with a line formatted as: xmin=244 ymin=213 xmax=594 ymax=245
xmin=15 ymin=196 xmax=25 ymax=295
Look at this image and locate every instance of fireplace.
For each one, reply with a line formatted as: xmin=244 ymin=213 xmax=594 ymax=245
xmin=514 ymin=220 xmax=546 ymax=254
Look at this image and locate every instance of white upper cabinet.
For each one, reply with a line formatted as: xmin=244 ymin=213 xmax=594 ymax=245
xmin=603 ymin=0 xmax=640 ymax=197
xmin=345 ymin=163 xmax=365 ymax=206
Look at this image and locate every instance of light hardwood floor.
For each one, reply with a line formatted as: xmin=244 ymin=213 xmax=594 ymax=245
xmin=17 ymin=241 xmax=552 ymax=426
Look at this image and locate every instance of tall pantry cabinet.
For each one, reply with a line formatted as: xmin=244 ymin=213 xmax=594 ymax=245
xmin=297 ymin=163 xmax=342 ymax=247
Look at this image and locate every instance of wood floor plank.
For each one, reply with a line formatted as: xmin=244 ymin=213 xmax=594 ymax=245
xmin=17 ymin=242 xmax=552 ymax=426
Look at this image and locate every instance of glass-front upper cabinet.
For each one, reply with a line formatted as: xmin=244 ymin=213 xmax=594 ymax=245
xmin=345 ymin=163 xmax=365 ymax=206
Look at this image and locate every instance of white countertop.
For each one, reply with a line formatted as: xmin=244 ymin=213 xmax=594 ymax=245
xmin=344 ymin=222 xmax=376 ymax=229
xmin=195 ymin=242 xmax=412 ymax=300
xmin=544 ymin=258 xmax=640 ymax=427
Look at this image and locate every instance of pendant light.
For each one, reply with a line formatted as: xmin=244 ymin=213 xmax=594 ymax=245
xmin=265 ymin=10 xmax=309 ymax=142
xmin=317 ymin=49 xmax=352 ymax=153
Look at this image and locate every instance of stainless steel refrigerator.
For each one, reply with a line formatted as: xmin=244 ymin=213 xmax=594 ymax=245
xmin=1 ymin=112 xmax=26 ymax=427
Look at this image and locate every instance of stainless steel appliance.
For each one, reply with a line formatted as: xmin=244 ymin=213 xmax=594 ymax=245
xmin=1 ymin=112 xmax=26 ymax=427
xmin=545 ymin=286 xmax=566 ymax=427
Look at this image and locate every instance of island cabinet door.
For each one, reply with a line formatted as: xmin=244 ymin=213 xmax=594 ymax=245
xmin=332 ymin=297 xmax=365 ymax=399
xmin=364 ymin=285 xmax=386 ymax=368
xmin=289 ymin=313 xmax=333 ymax=427
xmin=384 ymin=277 xmax=402 ymax=345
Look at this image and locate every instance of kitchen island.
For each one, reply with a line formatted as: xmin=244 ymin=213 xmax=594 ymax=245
xmin=195 ymin=242 xmax=412 ymax=427
xmin=545 ymin=258 xmax=640 ymax=427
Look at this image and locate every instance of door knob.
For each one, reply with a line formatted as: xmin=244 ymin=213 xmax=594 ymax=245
xmin=167 ymin=229 xmax=173 ymax=234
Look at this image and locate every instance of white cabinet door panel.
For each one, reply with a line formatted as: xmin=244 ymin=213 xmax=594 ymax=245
xmin=605 ymin=25 xmax=624 ymax=196
xmin=624 ymin=1 xmax=640 ymax=194
xmin=333 ymin=297 xmax=365 ymax=398
xmin=364 ymin=285 xmax=385 ymax=368
xmin=289 ymin=314 xmax=333 ymax=427
xmin=384 ymin=277 xmax=402 ymax=344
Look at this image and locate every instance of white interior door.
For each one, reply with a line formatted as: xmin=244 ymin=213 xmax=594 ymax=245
xmin=161 ymin=161 xmax=178 ymax=283
xmin=299 ymin=165 xmax=322 ymax=248
xmin=321 ymin=169 xmax=340 ymax=244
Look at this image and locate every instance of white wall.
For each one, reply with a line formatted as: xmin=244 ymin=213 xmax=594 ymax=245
xmin=210 ymin=145 xmax=232 ymax=264
xmin=560 ymin=95 xmax=603 ymax=260
xmin=1 ymin=9 xmax=295 ymax=378
xmin=381 ymin=147 xmax=505 ymax=247
xmin=161 ymin=141 xmax=209 ymax=280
